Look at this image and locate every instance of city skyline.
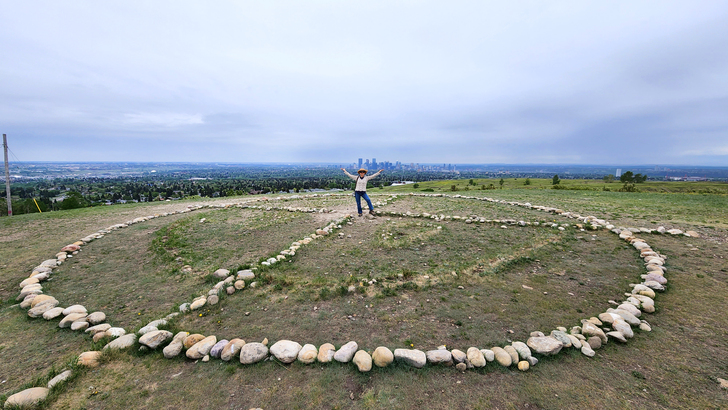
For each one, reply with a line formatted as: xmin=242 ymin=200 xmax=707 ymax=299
xmin=1 ymin=2 xmax=727 ymax=166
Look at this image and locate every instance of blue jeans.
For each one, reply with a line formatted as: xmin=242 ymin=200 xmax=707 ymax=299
xmin=354 ymin=191 xmax=374 ymax=214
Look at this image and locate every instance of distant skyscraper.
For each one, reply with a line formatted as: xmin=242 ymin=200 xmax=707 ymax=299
xmin=372 ymin=158 xmax=377 ymax=169
xmin=616 ymin=169 xmax=622 ymax=177
xmin=358 ymin=158 xmax=363 ymax=169
xmin=365 ymin=159 xmax=370 ymax=168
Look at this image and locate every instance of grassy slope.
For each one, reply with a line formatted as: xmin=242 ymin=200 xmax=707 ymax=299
xmin=0 ymin=181 xmax=726 ymax=409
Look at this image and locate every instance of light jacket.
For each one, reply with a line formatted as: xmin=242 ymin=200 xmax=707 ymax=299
xmin=343 ymin=170 xmax=382 ymax=192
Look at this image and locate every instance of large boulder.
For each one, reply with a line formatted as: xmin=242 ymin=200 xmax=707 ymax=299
xmin=372 ymin=346 xmax=394 ymax=367
xmin=186 ymin=336 xmax=217 ymax=359
xmin=270 ymin=340 xmax=303 ymax=364
xmin=240 ymin=342 xmax=269 ymax=364
xmin=526 ymin=336 xmax=563 ymax=356
xmin=4 ymin=387 xmax=49 ymax=408
xmin=334 ymin=341 xmax=358 ymax=363
xmin=139 ymin=330 xmax=173 ymax=349
xmin=394 ymin=349 xmax=426 ymax=368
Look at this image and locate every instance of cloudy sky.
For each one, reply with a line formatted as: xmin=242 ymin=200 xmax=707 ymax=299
xmin=1 ymin=1 xmax=727 ymax=165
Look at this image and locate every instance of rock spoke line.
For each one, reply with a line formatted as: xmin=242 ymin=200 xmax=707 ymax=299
xmin=6 ymin=192 xmax=692 ymax=407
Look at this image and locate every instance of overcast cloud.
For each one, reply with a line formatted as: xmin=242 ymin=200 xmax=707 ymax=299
xmin=1 ymin=1 xmax=727 ymax=165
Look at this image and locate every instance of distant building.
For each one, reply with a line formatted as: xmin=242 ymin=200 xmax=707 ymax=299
xmin=616 ymin=169 xmax=622 ymax=178
xmin=358 ymin=158 xmax=363 ymax=169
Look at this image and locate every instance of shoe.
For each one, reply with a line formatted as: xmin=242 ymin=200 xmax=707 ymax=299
xmin=369 ymin=210 xmax=375 ymax=215
xmin=358 ymin=213 xmax=363 ymax=217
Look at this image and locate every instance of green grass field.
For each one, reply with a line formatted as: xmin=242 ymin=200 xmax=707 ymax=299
xmin=1 ymin=180 xmax=727 ymax=409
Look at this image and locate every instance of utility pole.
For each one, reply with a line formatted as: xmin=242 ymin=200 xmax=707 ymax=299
xmin=3 ymin=134 xmax=11 ymax=216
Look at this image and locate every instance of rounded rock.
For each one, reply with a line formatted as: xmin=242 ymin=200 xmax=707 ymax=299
xmin=270 ymin=340 xmax=303 ymax=364
xmin=518 ymin=361 xmax=530 ymax=371
xmin=334 ymin=341 xmax=358 ymax=363
xmin=297 ymin=344 xmax=318 ymax=364
xmin=317 ymin=343 xmax=336 ymax=363
xmin=467 ymin=347 xmax=486 ymax=368
xmin=492 ymin=347 xmax=512 ymax=367
xmin=353 ymin=350 xmax=373 ymax=372
xmin=186 ymin=336 xmax=217 ymax=359
xmin=221 ymin=339 xmax=246 ymax=362
xmin=240 ymin=342 xmax=269 ymax=364
xmin=372 ymin=346 xmax=394 ymax=367
xmin=4 ymin=387 xmax=49 ymax=408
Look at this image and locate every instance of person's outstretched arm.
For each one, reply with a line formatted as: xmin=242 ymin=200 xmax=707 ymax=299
xmin=341 ymin=168 xmax=357 ymax=181
xmin=367 ymin=169 xmax=383 ymax=180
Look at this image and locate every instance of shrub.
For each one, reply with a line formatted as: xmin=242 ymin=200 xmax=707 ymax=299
xmin=552 ymin=175 xmax=560 ymax=185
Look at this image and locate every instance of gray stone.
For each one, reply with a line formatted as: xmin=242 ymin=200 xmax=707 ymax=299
xmin=237 ymin=269 xmax=255 ymax=280
xmin=451 ymin=349 xmax=466 ymax=363
xmin=317 ymin=343 xmax=336 ymax=363
xmin=581 ymin=322 xmax=608 ymax=344
xmin=526 ymin=336 xmax=563 ymax=356
xmin=466 ymin=347 xmax=486 ymax=367
xmin=210 ymin=339 xmax=229 ymax=358
xmin=612 ymin=320 xmax=634 ymax=339
xmin=492 ymin=347 xmax=513 ymax=366
xmin=86 ymin=311 xmax=106 ymax=325
xmin=186 ymin=336 xmax=217 ymax=359
xmin=139 ymin=330 xmax=173 ymax=349
xmin=213 ymin=268 xmax=230 ymax=279
xmin=297 ymin=344 xmax=317 ymax=364
xmin=163 ymin=341 xmax=184 ymax=359
xmin=394 ymin=348 xmax=426 ymax=368
xmin=70 ymin=320 xmax=89 ymax=331
xmin=59 ymin=313 xmax=86 ymax=328
xmin=581 ymin=343 xmax=595 ymax=357
xmin=47 ymin=370 xmax=72 ymax=389
xmin=104 ymin=334 xmax=138 ymax=350
xmin=550 ymin=331 xmax=572 ymax=347
xmin=607 ymin=331 xmax=628 ymax=343
xmin=62 ymin=305 xmax=87 ymax=316
xmin=426 ymin=349 xmax=453 ymax=365
xmin=4 ymin=387 xmax=49 ymax=408
xmin=240 ymin=342 xmax=269 ymax=364
xmin=587 ymin=336 xmax=602 ymax=350
xmin=28 ymin=302 xmax=58 ymax=318
xmin=138 ymin=325 xmax=159 ymax=335
xmin=334 ymin=341 xmax=358 ymax=363
xmin=270 ymin=340 xmax=303 ymax=364
xmin=221 ymin=339 xmax=246 ymax=361
xmin=511 ymin=342 xmax=531 ymax=360
xmin=207 ymin=295 xmax=219 ymax=305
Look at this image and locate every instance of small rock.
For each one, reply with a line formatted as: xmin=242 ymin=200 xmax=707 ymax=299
xmin=426 ymin=349 xmax=453 ymax=365
xmin=480 ymin=349 xmax=495 ymax=362
xmin=511 ymin=342 xmax=531 ymax=360
xmin=190 ymin=298 xmax=207 ymax=310
xmin=466 ymin=347 xmax=486 ymax=367
xmin=210 ymin=340 xmax=229 ymax=358
xmin=184 ymin=334 xmax=206 ymax=349
xmin=526 ymin=336 xmax=563 ymax=356
xmin=334 ymin=341 xmax=358 ymax=363
xmin=221 ymin=339 xmax=246 ymax=361
xmin=372 ymin=346 xmax=394 ymax=367
xmin=4 ymin=387 xmax=49 ymax=408
xmin=394 ymin=349 xmax=426 ymax=368
xmin=270 ymin=340 xmax=303 ymax=364
xmin=503 ymin=345 xmax=519 ymax=364
xmin=297 ymin=344 xmax=318 ymax=364
xmin=213 ymin=268 xmax=230 ymax=279
xmin=139 ymin=330 xmax=173 ymax=349
xmin=607 ymin=331 xmax=628 ymax=343
xmin=47 ymin=370 xmax=72 ymax=389
xmin=240 ymin=342 xmax=269 ymax=364
xmin=491 ymin=347 xmax=512 ymax=366
xmin=70 ymin=320 xmax=89 ymax=331
xmin=353 ymin=350 xmax=372 ymax=372
xmin=186 ymin=336 xmax=217 ymax=359
xmin=234 ymin=280 xmax=245 ymax=290
xmin=62 ymin=305 xmax=87 ymax=316
xmin=456 ymin=362 xmax=467 ymax=372
xmin=517 ymin=361 xmax=530 ymax=371
xmin=86 ymin=311 xmax=106 ymax=325
xmin=581 ymin=343 xmax=595 ymax=357
xmin=207 ymin=295 xmax=219 ymax=305
xmin=77 ymin=351 xmax=102 ymax=367
xmin=451 ymin=349 xmax=466 ymax=364
xmin=104 ymin=334 xmax=138 ymax=350
xmin=318 ymin=343 xmax=336 ymax=363
xmin=587 ymin=336 xmax=602 ymax=350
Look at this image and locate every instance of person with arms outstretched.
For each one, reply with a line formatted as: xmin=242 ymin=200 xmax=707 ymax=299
xmin=341 ymin=167 xmax=383 ymax=216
